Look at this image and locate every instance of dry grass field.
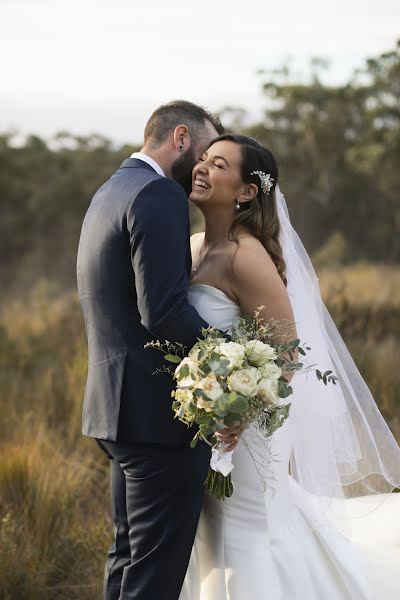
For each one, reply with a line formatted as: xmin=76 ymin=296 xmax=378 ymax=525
xmin=0 ymin=264 xmax=398 ymax=599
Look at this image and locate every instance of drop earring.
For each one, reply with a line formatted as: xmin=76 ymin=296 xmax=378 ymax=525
xmin=236 ymin=200 xmax=241 ymax=210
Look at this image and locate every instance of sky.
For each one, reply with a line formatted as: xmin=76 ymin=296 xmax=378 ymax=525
xmin=1 ymin=0 xmax=399 ymax=145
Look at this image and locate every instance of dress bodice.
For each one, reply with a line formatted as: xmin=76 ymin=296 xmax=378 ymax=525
xmin=188 ymin=284 xmax=241 ymax=333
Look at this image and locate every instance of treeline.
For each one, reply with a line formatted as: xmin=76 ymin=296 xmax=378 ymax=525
xmin=0 ymin=134 xmax=136 ymax=295
xmin=240 ymin=40 xmax=400 ymax=264
xmin=1 ymin=41 xmax=399 ymax=295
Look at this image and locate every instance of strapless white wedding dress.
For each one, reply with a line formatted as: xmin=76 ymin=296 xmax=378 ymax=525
xmin=180 ymin=284 xmax=399 ymax=600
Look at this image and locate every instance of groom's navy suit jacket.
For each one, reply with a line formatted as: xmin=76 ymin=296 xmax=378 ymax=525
xmin=77 ymin=158 xmax=208 ymax=444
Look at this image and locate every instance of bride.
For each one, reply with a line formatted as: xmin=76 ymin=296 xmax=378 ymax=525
xmin=179 ymin=134 xmax=400 ymax=599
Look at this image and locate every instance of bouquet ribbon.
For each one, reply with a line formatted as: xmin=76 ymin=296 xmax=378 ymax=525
xmin=210 ymin=446 xmax=234 ymax=477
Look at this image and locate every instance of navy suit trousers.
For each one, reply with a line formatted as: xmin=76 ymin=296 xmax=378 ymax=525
xmin=97 ymin=439 xmax=211 ymax=600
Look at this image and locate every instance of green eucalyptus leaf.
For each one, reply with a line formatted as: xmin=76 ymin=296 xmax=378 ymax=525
xmin=278 ymin=380 xmax=293 ymax=398
xmin=216 ymin=393 xmax=229 ymax=409
xmin=230 ymin=395 xmax=249 ymax=413
xmin=214 ymin=364 xmax=229 ymax=376
xmin=224 ymin=413 xmax=242 ymax=427
xmin=176 ymin=365 xmax=190 ymax=382
xmin=165 ymin=354 xmax=182 ymax=363
xmin=196 ymin=415 xmax=212 ymax=425
xmin=214 ymin=407 xmax=228 ymax=417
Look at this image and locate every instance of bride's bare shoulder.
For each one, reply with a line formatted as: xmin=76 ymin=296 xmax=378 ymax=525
xmin=231 ymin=235 xmax=279 ymax=281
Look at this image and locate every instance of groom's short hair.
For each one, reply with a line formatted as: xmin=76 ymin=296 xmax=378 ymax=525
xmin=144 ymin=100 xmax=224 ymax=147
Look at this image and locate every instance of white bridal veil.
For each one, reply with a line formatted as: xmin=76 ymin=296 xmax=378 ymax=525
xmin=275 ymin=184 xmax=400 ymax=523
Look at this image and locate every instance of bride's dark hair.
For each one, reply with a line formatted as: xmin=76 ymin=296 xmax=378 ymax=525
xmin=209 ymin=134 xmax=287 ymax=286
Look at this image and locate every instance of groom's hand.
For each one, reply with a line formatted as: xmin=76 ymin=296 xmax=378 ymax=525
xmin=216 ymin=423 xmax=245 ymax=452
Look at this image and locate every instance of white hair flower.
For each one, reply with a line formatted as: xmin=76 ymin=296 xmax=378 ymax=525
xmin=250 ymin=171 xmax=274 ymax=195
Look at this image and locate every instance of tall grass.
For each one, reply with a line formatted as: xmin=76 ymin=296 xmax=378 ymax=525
xmin=0 ymin=432 xmax=109 ymax=599
xmin=0 ymin=267 xmax=399 ymax=598
xmin=0 ymin=281 xmax=110 ymax=599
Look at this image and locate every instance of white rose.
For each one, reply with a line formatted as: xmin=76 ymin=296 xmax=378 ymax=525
xmin=175 ymin=358 xmax=201 ymax=387
xmin=196 ymin=373 xmax=224 ymax=401
xmin=215 ymin=341 xmax=245 ymax=370
xmin=196 ymin=397 xmax=216 ymax=412
xmin=248 ymin=366 xmax=263 ymax=383
xmin=227 ymin=368 xmax=259 ymax=397
xmin=245 ymin=340 xmax=277 ymax=366
xmin=258 ymin=361 xmax=282 ymax=381
xmin=257 ymin=378 xmax=280 ymax=405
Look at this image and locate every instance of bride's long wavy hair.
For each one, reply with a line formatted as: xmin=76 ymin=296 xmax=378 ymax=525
xmin=209 ymin=134 xmax=287 ymax=286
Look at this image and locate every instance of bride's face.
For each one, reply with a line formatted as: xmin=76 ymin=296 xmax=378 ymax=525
xmin=189 ymin=141 xmax=244 ymax=209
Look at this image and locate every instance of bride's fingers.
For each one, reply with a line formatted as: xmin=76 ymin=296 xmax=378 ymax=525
xmin=215 ymin=432 xmax=240 ymax=444
xmin=216 ymin=430 xmax=242 ymax=447
xmin=223 ymin=435 xmax=240 ymax=452
xmin=215 ymin=422 xmax=245 ymax=449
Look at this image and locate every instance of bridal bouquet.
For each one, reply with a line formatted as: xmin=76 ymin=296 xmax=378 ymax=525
xmin=145 ymin=308 xmax=337 ymax=500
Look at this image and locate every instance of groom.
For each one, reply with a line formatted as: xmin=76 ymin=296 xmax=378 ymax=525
xmin=77 ymin=101 xmax=224 ymax=600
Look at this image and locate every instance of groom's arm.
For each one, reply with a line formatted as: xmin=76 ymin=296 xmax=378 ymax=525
xmin=128 ymin=176 xmax=209 ymax=347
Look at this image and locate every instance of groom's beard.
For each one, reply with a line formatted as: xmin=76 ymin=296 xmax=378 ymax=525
xmin=171 ymin=147 xmax=196 ymax=196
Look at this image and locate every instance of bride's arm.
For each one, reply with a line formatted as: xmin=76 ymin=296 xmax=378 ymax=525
xmin=230 ymin=237 xmax=298 ymax=383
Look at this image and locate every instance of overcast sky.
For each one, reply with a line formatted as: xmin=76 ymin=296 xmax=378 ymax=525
xmin=1 ymin=0 xmax=399 ymax=144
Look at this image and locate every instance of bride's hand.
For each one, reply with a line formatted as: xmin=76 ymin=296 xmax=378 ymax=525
xmin=216 ymin=423 xmax=245 ymax=452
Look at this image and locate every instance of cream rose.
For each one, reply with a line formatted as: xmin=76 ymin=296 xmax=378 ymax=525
xmin=196 ymin=397 xmax=216 ymax=412
xmin=173 ymin=387 xmax=194 ymax=406
xmin=196 ymin=373 xmax=224 ymax=401
xmin=227 ymin=368 xmax=259 ymax=397
xmin=257 ymin=378 xmax=280 ymax=405
xmin=215 ymin=341 xmax=245 ymax=370
xmin=245 ymin=340 xmax=277 ymax=366
xmin=175 ymin=358 xmax=201 ymax=387
xmin=258 ymin=361 xmax=282 ymax=381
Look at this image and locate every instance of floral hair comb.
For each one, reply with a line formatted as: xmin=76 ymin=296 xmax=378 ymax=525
xmin=250 ymin=171 xmax=274 ymax=195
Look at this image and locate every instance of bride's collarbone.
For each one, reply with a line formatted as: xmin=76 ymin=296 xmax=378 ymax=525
xmin=192 ymin=240 xmax=237 ymax=271
xmin=191 ymin=252 xmax=230 ymax=283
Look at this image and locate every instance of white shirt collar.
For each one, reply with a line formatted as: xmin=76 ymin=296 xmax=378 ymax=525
xmin=130 ymin=152 xmax=165 ymax=177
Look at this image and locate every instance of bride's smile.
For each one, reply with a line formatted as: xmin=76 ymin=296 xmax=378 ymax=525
xmin=190 ymin=141 xmax=256 ymax=210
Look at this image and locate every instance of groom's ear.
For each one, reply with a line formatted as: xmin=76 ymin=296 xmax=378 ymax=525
xmin=173 ymin=124 xmax=191 ymax=152
xmin=238 ymin=183 xmax=258 ymax=202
